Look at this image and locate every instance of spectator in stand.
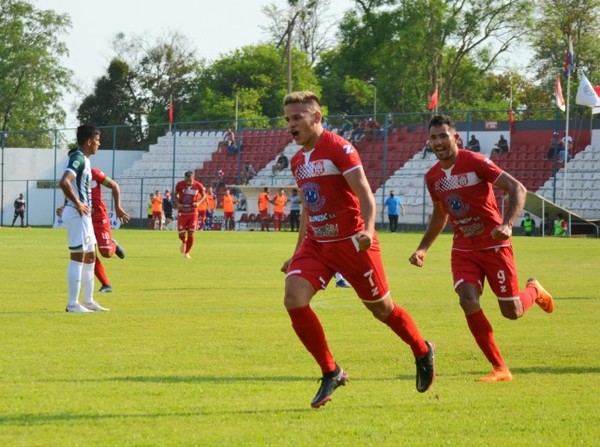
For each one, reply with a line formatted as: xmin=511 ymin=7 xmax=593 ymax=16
xmin=223 ymin=128 xmax=238 ymax=154
xmin=212 ymin=168 xmax=225 ymax=189
xmin=174 ymin=170 xmax=206 ymax=258
xmin=241 ymin=162 xmax=257 ymax=185
xmin=421 ymin=139 xmax=434 ymax=159
xmin=383 ymin=190 xmax=405 ymax=233
xmin=289 ymin=188 xmax=301 ymax=232
xmin=554 ymin=213 xmax=567 ymax=237
xmin=162 ymin=190 xmax=173 ymax=229
xmin=467 ymin=135 xmax=481 ymax=152
xmin=272 ymin=188 xmax=288 ymax=231
xmin=11 ymin=193 xmax=26 ymax=227
xmin=492 ymin=135 xmax=509 ymax=155
xmin=222 ymin=188 xmax=238 ymax=231
xmin=258 ymin=187 xmax=272 ymax=231
xmin=349 ymin=118 xmax=364 ymax=144
xmin=272 ymin=151 xmax=289 ymax=175
xmin=520 ymin=213 xmax=536 ymax=236
xmin=205 ymin=186 xmax=217 ymax=230
xmin=546 ymin=132 xmax=560 ymax=160
xmin=338 ymin=116 xmax=353 ymax=139
xmin=456 ymin=134 xmax=464 ymax=149
xmin=365 ymin=117 xmax=381 ymax=141
xmin=151 ymin=190 xmax=163 ymax=230
xmin=558 ymin=134 xmax=573 ymax=163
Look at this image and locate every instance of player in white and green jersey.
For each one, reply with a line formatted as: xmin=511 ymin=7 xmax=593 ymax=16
xmin=59 ymin=125 xmax=108 ymax=313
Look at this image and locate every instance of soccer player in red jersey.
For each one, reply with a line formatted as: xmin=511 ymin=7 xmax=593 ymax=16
xmin=281 ymin=91 xmax=435 ymax=408
xmin=174 ymin=171 xmax=206 ymax=258
xmin=409 ymin=114 xmax=555 ymax=383
xmin=90 ymin=167 xmax=129 ymax=292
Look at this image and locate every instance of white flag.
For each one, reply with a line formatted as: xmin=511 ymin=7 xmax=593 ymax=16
xmin=576 ymin=74 xmax=600 ymax=107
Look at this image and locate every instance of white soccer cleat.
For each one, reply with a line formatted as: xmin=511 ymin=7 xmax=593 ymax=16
xmin=65 ymin=303 xmax=94 ymax=313
xmin=82 ymin=301 xmax=110 ymax=312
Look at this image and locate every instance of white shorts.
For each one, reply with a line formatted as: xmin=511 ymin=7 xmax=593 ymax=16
xmin=63 ymin=205 xmax=96 ymax=253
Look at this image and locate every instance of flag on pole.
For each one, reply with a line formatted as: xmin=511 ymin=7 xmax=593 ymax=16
xmin=555 ymin=75 xmax=566 ymax=112
xmin=576 ymin=74 xmax=600 ymax=107
xmin=168 ymin=97 xmax=174 ymax=124
xmin=508 ymin=109 xmax=515 ymax=134
xmin=563 ymin=36 xmax=574 ymax=77
xmin=428 ymin=88 xmax=438 ymax=110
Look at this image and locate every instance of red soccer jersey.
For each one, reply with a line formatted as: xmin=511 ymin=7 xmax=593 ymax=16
xmin=91 ymin=168 xmax=110 ymax=219
xmin=290 ymin=130 xmax=363 ymax=241
xmin=175 ymin=180 xmax=205 ymax=214
xmin=425 ymin=149 xmax=509 ymax=251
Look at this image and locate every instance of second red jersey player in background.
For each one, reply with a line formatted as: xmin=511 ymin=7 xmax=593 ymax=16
xmin=174 ymin=170 xmax=206 ymax=258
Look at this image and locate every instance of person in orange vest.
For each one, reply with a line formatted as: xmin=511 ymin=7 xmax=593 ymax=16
xmin=151 ymin=190 xmax=163 ymax=230
xmin=222 ymin=188 xmax=238 ymax=231
xmin=258 ymin=187 xmax=272 ymax=231
xmin=205 ymin=186 xmax=217 ymax=230
xmin=272 ymin=188 xmax=288 ymax=231
xmin=197 ymin=191 xmax=208 ymax=230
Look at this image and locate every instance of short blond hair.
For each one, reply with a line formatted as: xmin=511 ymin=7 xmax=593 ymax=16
xmin=283 ymin=90 xmax=321 ymax=109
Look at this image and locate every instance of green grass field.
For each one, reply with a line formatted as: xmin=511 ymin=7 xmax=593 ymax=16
xmin=0 ymin=228 xmax=598 ymax=446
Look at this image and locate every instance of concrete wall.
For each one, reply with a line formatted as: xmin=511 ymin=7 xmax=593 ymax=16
xmin=1 ymin=148 xmax=143 ymax=226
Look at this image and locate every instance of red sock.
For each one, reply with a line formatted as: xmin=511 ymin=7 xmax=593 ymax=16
xmin=519 ymin=285 xmax=537 ymax=313
xmin=288 ymin=306 xmax=336 ymax=374
xmin=94 ymin=257 xmax=110 ymax=287
xmin=383 ymin=304 xmax=428 ymax=358
xmin=466 ymin=310 xmax=505 ymax=369
xmin=185 ymin=233 xmax=194 ymax=253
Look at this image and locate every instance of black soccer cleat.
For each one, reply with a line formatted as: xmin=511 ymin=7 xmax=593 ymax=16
xmin=113 ymin=239 xmax=125 ymax=259
xmin=311 ymin=366 xmax=349 ymax=408
xmin=415 ymin=340 xmax=435 ymax=393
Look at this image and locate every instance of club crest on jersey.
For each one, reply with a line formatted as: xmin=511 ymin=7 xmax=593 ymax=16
xmin=457 ymin=174 xmax=469 ymax=187
xmin=343 ymin=144 xmax=354 ymax=155
xmin=302 ymin=182 xmax=326 ymax=212
xmin=445 ymin=193 xmax=469 ymax=217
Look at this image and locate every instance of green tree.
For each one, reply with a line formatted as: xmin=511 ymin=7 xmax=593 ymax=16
xmin=180 ymin=44 xmax=320 ymax=128
xmin=317 ymin=0 xmax=534 ymax=116
xmin=0 ymin=0 xmax=72 ymax=146
xmin=529 ymin=0 xmax=600 ymax=115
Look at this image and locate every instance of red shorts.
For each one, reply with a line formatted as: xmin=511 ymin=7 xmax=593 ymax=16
xmin=178 ymin=212 xmax=198 ymax=232
xmin=93 ymin=217 xmax=112 ymax=253
xmin=274 ymin=211 xmax=284 ymax=221
xmin=224 ymin=211 xmax=234 ymax=220
xmin=259 ymin=209 xmax=269 ymax=219
xmin=197 ymin=210 xmax=207 ymax=220
xmin=287 ymin=235 xmax=389 ymax=302
xmin=152 ymin=211 xmax=162 ymax=219
xmin=451 ymin=245 xmax=519 ymax=299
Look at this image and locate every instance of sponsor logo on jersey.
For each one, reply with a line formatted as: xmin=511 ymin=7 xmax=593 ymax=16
xmin=302 ymin=182 xmax=326 ymax=212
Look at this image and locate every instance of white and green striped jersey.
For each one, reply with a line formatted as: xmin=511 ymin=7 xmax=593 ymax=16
xmin=64 ymin=150 xmax=92 ymax=208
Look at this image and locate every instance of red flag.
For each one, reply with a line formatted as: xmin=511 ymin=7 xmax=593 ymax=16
xmin=428 ymin=88 xmax=438 ymax=110
xmin=509 ymin=110 xmax=515 ymax=134
xmin=594 ymin=86 xmax=600 ymax=97
xmin=555 ymin=75 xmax=566 ymax=112
xmin=168 ymin=98 xmax=174 ymax=124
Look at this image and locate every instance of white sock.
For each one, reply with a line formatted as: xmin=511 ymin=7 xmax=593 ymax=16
xmin=81 ymin=262 xmax=95 ymax=304
xmin=335 ymin=272 xmax=344 ymax=281
xmin=67 ymin=260 xmax=83 ymax=306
